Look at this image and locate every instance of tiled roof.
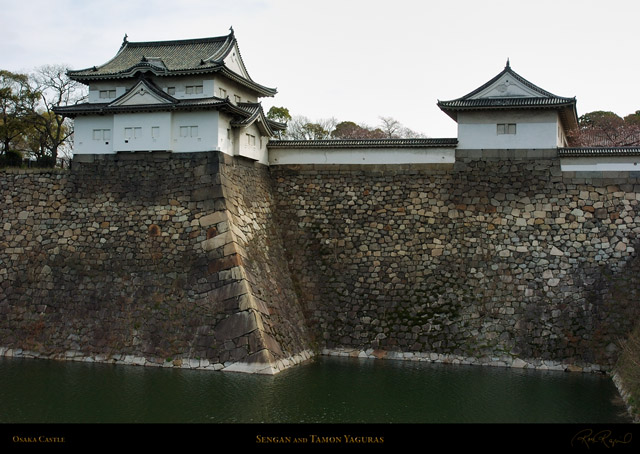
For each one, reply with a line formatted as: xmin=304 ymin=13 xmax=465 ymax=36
xmin=438 ymin=62 xmax=578 ymax=130
xmin=558 ymin=147 xmax=640 ymax=157
xmin=267 ymin=138 xmax=458 ymax=148
xmin=439 ymin=97 xmax=576 ymax=109
xmin=67 ymin=31 xmax=276 ymax=97
xmin=54 ymin=97 xmax=229 ymax=115
xmin=54 ymin=87 xmax=283 ymax=136
xmin=230 ymin=102 xmax=285 ymax=136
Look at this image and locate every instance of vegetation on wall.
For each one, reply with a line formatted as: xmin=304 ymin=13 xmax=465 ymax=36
xmin=617 ymin=322 xmax=640 ymax=420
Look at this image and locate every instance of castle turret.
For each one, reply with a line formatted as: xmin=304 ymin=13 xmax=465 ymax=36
xmin=438 ymin=61 xmax=578 ymax=151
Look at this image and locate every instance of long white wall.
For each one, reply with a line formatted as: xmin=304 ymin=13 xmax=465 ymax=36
xmin=457 ymin=110 xmax=561 ymax=149
xmin=561 ymin=156 xmax=640 ymax=172
xmin=269 ymin=147 xmax=456 ymax=165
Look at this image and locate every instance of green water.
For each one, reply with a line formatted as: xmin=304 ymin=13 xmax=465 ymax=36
xmin=0 ymin=356 xmax=631 ymax=423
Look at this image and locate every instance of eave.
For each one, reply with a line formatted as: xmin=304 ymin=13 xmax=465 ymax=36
xmin=559 ymin=147 xmax=640 ymax=157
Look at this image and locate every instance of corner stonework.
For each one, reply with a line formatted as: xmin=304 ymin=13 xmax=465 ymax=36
xmin=0 ymin=152 xmax=313 ymax=375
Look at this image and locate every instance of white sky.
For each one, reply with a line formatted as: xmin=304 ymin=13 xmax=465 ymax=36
xmin=4 ymin=0 xmax=639 ymax=138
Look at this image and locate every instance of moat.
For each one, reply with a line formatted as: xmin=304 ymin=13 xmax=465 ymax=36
xmin=0 ymin=356 xmax=631 ymax=423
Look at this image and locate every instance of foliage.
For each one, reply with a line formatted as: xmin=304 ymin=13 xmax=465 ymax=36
xmin=29 ymin=65 xmax=85 ymax=164
xmin=277 ymin=109 xmax=427 ymax=140
xmin=617 ymin=321 xmax=640 ymax=421
xmin=266 ymin=106 xmax=291 ymax=124
xmin=0 ymin=65 xmax=85 ymax=167
xmin=0 ymin=70 xmax=39 ymax=159
xmin=331 ymin=121 xmax=386 ymax=139
xmin=378 ymin=116 xmax=427 ymax=139
xmin=569 ymin=110 xmax=640 ymax=147
xmin=0 ymin=149 xmax=22 ymax=167
xmin=285 ymin=116 xmax=337 ymax=140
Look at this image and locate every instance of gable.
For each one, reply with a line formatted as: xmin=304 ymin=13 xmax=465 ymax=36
xmin=110 ymin=80 xmax=174 ymax=107
xmin=222 ymin=43 xmax=251 ymax=79
xmin=469 ymin=73 xmax=545 ymax=99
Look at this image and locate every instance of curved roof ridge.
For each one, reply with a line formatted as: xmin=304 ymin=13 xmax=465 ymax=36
xmin=126 ymin=35 xmax=230 ymax=48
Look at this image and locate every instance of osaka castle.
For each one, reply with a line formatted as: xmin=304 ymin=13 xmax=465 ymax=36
xmin=55 ymin=28 xmax=284 ymax=165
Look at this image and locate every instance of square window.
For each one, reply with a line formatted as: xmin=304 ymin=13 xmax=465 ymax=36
xmin=190 ymin=126 xmax=198 ymax=137
xmin=103 ymin=129 xmax=111 ymax=140
xmin=195 ymin=85 xmax=203 ymax=94
xmin=124 ymin=127 xmax=133 ymax=139
xmin=180 ymin=126 xmax=189 ymax=137
xmin=167 ymin=87 xmax=176 ymax=95
xmin=497 ymin=123 xmax=516 ymax=135
xmin=93 ymin=129 xmax=102 ymax=140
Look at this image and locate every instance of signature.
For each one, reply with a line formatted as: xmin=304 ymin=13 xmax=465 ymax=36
xmin=571 ymin=429 xmax=632 ymax=448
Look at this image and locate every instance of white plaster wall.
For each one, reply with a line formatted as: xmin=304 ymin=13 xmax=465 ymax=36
xmin=113 ymin=112 xmax=172 ymax=152
xmin=457 ymin=110 xmax=560 ymax=149
xmin=236 ymin=123 xmax=268 ymax=164
xmin=268 ymin=147 xmax=456 ymax=165
xmin=561 ymin=156 xmax=640 ymax=172
xmin=73 ymin=116 xmax=115 ymax=154
xmin=223 ymin=44 xmax=250 ymax=79
xmin=213 ymin=78 xmax=257 ymax=103
xmin=88 ymin=82 xmax=131 ymax=103
xmin=171 ymin=111 xmax=219 ymax=152
xmin=156 ymin=76 xmax=215 ymax=99
xmin=217 ymin=114 xmax=234 ymax=155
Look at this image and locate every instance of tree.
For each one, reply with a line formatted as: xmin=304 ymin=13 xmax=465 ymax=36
xmin=378 ymin=116 xmax=402 ymax=138
xmin=30 ymin=65 xmax=86 ymax=165
xmin=377 ymin=116 xmax=427 ymax=139
xmin=266 ymin=106 xmax=291 ymax=139
xmin=285 ymin=115 xmax=337 ymax=140
xmin=266 ymin=106 xmax=291 ymax=124
xmin=331 ymin=121 xmax=386 ymax=139
xmin=569 ymin=110 xmax=640 ymax=147
xmin=1 ymin=66 xmax=85 ymax=167
xmin=0 ymin=70 xmax=39 ymax=158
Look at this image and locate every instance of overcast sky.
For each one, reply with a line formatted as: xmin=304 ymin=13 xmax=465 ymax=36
xmin=4 ymin=0 xmax=639 ymax=137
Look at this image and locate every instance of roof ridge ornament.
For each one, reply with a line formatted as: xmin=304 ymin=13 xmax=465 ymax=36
xmin=506 ymin=58 xmax=510 ymax=69
xmin=122 ymin=33 xmax=128 ymax=48
xmin=229 ymin=26 xmax=234 ymax=36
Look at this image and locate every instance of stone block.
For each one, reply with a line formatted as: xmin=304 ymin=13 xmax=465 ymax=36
xmin=209 ymin=281 xmax=249 ymax=302
xmin=192 ymin=186 xmax=223 ymax=202
xmin=214 ymin=311 xmax=258 ymax=342
xmin=202 ymin=231 xmax=232 ymax=251
xmin=199 ymin=211 xmax=228 ymax=227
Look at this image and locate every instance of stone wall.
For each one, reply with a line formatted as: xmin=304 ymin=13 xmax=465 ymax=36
xmin=3 ymin=151 xmax=640 ymax=375
xmin=0 ymin=152 xmax=311 ymax=373
xmin=271 ymin=157 xmax=640 ymax=371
